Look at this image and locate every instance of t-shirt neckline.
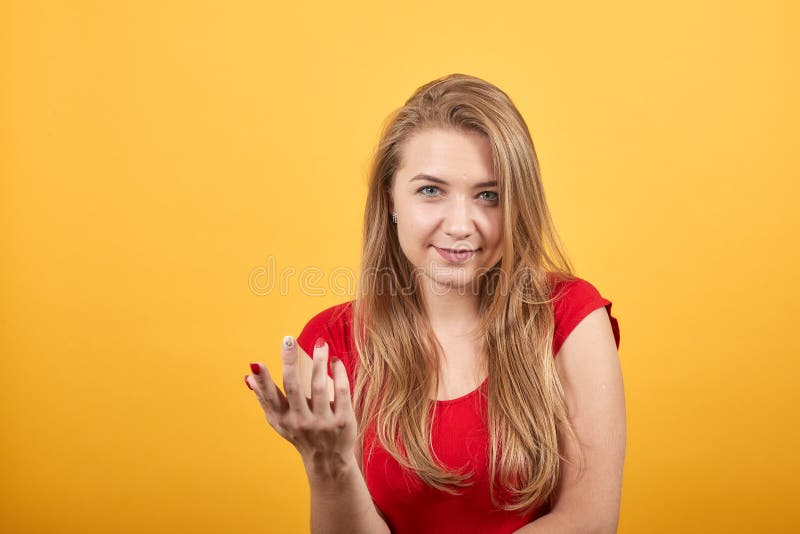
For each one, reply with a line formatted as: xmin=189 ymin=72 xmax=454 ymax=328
xmin=433 ymin=375 xmax=489 ymax=406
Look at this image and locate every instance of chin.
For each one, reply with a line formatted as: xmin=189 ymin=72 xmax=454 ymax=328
xmin=427 ymin=268 xmax=478 ymax=286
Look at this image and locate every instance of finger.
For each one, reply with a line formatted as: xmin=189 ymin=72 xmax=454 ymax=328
xmin=281 ymin=335 xmax=311 ymax=416
xmin=311 ymin=338 xmax=334 ymax=417
xmin=249 ymin=362 xmax=289 ymax=413
xmin=246 ymin=373 xmax=292 ymax=440
xmin=331 ymin=355 xmax=355 ymax=421
xmin=246 ymin=371 xmax=277 ymax=417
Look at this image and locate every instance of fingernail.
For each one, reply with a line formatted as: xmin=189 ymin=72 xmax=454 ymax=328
xmin=283 ymin=335 xmax=294 ymax=349
xmin=331 ymin=356 xmax=340 ymax=365
xmin=315 ymin=337 xmax=326 ymax=348
xmin=244 ymin=375 xmax=253 ymax=390
xmin=249 ymin=363 xmax=260 ymax=375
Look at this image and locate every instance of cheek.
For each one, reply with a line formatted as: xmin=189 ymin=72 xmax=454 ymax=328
xmin=406 ymin=202 xmax=433 ymax=222
xmin=397 ymin=221 xmax=430 ymax=255
xmin=492 ymin=225 xmax=504 ymax=246
xmin=483 ymin=215 xmax=504 ymax=247
xmin=404 ymin=208 xmax=437 ymax=239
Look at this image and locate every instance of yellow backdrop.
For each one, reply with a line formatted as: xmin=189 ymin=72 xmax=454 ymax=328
xmin=2 ymin=1 xmax=797 ymax=532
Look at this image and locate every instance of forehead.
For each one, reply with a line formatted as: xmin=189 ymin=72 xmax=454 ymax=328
xmin=396 ymin=128 xmax=494 ymax=183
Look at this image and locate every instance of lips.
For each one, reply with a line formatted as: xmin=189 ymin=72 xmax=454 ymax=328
xmin=433 ymin=246 xmax=478 ymax=263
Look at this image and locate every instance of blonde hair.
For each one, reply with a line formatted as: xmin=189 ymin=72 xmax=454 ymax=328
xmin=351 ymin=73 xmax=582 ymax=514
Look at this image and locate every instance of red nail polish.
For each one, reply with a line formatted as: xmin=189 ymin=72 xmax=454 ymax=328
xmin=250 ymin=363 xmax=260 ymax=375
xmin=315 ymin=337 xmax=326 ymax=348
xmin=244 ymin=375 xmax=253 ymax=390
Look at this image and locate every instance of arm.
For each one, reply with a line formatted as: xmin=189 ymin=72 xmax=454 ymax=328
xmin=245 ymin=337 xmax=390 ymax=534
xmin=514 ymin=307 xmax=627 ymax=534
xmin=307 ymin=454 xmax=390 ymax=534
xmin=299 ymin=346 xmax=391 ymax=534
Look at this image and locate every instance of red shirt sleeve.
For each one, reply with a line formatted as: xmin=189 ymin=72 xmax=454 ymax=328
xmin=552 ymin=277 xmax=621 ymax=357
xmin=296 ymin=301 xmax=356 ymax=383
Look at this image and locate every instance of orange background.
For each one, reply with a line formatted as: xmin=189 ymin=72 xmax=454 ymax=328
xmin=1 ymin=1 xmax=797 ymax=532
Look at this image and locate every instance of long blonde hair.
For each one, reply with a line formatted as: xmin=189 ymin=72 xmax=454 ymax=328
xmin=351 ymin=73 xmax=582 ymax=514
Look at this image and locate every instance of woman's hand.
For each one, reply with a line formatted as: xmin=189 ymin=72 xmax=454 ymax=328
xmin=245 ymin=336 xmax=358 ymax=481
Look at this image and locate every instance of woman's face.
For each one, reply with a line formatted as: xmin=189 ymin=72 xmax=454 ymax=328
xmin=390 ymin=127 xmax=504 ymax=291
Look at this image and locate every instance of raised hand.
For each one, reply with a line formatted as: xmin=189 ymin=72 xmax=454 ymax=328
xmin=245 ymin=335 xmax=358 ymax=480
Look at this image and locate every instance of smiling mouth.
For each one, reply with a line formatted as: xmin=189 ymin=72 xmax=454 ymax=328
xmin=433 ymin=246 xmax=480 ymax=263
xmin=434 ymin=245 xmax=479 ymax=253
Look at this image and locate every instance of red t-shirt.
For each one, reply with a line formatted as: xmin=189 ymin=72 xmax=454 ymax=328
xmin=296 ymin=276 xmax=621 ymax=534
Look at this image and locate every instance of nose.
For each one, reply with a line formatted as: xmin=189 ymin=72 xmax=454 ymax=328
xmin=442 ymin=195 xmax=476 ymax=240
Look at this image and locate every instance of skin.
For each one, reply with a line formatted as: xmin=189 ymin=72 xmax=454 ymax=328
xmin=389 ymin=127 xmax=504 ymax=399
xmin=514 ymin=307 xmax=626 ymax=533
xmin=245 ymin=340 xmax=390 ymax=533
xmin=245 ymin=340 xmax=352 ymax=470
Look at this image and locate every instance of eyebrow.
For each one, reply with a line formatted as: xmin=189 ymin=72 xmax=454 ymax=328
xmin=409 ymin=173 xmax=498 ymax=188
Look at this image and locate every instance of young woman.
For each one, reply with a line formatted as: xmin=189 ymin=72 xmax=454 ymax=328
xmin=244 ymin=73 xmax=626 ymax=534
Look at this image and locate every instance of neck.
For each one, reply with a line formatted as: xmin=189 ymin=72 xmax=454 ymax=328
xmin=417 ymin=273 xmax=482 ymax=337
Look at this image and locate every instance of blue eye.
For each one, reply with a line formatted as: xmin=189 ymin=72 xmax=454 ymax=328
xmin=416 ymin=185 xmax=499 ymax=203
xmin=417 ymin=185 xmax=440 ymax=196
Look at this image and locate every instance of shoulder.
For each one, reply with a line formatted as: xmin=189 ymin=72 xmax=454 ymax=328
xmin=550 ymin=275 xmax=620 ymax=357
xmin=297 ymin=300 xmax=353 ymax=354
xmin=296 ymin=300 xmax=356 ymax=377
xmin=548 ymin=294 xmax=626 ymax=527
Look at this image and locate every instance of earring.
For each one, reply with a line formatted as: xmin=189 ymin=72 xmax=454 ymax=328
xmin=391 ymin=212 xmax=397 ymax=224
